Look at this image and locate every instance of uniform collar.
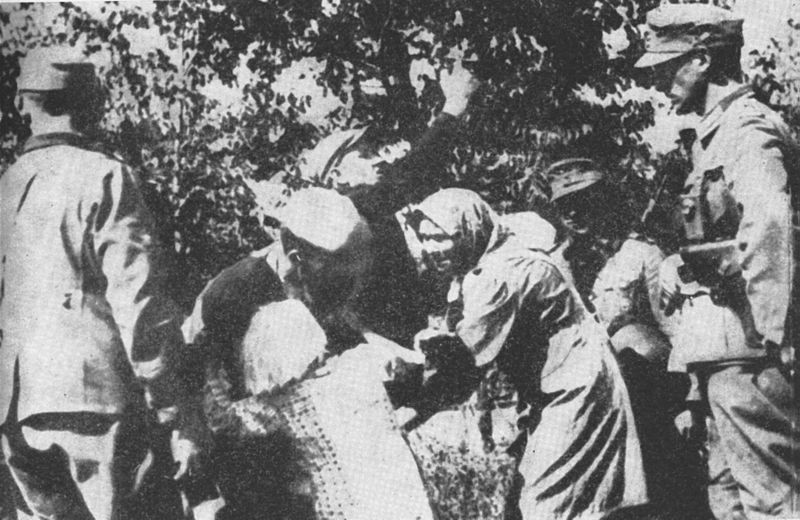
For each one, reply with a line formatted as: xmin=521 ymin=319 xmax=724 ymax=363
xmin=696 ymin=85 xmax=753 ymax=144
xmin=22 ymin=132 xmax=90 ymax=154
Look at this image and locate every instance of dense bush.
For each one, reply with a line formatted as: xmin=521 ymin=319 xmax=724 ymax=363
xmin=3 ymin=2 xmax=796 ymax=306
xmin=0 ymin=0 xmax=670 ymax=307
xmin=1 ymin=2 xmax=797 ymax=519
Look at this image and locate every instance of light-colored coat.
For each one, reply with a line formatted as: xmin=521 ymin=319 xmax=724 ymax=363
xmin=661 ymin=87 xmax=796 ymax=370
xmin=0 ymin=133 xmax=187 ymax=424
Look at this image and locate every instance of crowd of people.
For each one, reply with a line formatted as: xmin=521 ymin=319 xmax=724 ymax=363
xmin=1 ymin=3 xmax=798 ymax=520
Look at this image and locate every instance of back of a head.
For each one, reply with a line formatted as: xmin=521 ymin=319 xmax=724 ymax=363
xmin=279 ymin=187 xmax=372 ymax=256
xmin=18 ymin=46 xmax=104 ymax=130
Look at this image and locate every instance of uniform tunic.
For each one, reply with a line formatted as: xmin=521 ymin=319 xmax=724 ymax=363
xmin=591 ymin=237 xmax=667 ymax=338
xmin=661 ymin=87 xmax=795 ymax=368
xmin=0 ymin=133 xmax=192 ymax=519
xmin=659 ymin=86 xmax=800 ymax=519
xmin=0 ymin=133 xmax=191 ymax=423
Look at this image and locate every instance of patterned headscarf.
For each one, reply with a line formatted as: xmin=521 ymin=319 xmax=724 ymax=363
xmin=397 ymin=188 xmax=507 ymax=277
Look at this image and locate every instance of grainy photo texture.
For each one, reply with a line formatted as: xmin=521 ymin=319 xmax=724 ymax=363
xmin=0 ymin=1 xmax=798 ymax=519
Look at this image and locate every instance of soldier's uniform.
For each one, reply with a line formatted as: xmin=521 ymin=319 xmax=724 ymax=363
xmin=591 ymin=236 xmax=667 ymax=340
xmin=0 ymin=48 xmax=200 ymax=520
xmin=636 ymin=6 xmax=800 ymax=518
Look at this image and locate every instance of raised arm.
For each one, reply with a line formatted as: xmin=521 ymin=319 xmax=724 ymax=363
xmin=350 ymin=61 xmax=480 ymax=220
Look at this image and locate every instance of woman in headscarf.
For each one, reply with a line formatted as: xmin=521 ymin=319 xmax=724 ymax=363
xmin=395 ymin=188 xmax=647 ymax=520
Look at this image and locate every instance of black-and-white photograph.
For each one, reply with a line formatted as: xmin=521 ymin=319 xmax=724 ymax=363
xmin=0 ymin=1 xmax=798 ymax=519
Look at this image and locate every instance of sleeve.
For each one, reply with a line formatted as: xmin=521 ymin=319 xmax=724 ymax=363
xmin=591 ymin=242 xmax=644 ymax=333
xmin=657 ymin=254 xmax=686 ymax=339
xmin=89 ymin=161 xmax=197 ymax=425
xmin=184 ymin=256 xmax=282 ymax=350
xmin=349 ymin=114 xmax=460 ymax=220
xmin=729 ymin=119 xmax=793 ymax=346
xmin=182 ymin=289 xmax=207 ymax=348
xmin=457 ymin=257 xmax=571 ymax=367
xmin=641 ymin=242 xmax=669 ymax=330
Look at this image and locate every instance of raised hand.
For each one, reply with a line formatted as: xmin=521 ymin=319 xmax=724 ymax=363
xmin=440 ymin=59 xmax=480 ymax=117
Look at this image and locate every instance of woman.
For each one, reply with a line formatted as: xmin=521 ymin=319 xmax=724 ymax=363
xmin=183 ymin=188 xmax=434 ymax=519
xmin=396 ymin=188 xmax=647 ymax=520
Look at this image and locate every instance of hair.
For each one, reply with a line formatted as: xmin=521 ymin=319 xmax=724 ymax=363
xmin=21 ymin=90 xmax=70 ymax=116
xmin=21 ymin=87 xmax=105 ymax=135
xmin=704 ymin=44 xmax=743 ymax=84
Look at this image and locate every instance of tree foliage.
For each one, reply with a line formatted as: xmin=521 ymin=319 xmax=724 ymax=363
xmin=747 ymin=17 xmax=800 ymax=138
xmin=5 ymin=0 xmax=775 ymax=306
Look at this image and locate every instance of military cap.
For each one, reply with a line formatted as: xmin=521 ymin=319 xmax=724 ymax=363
xmin=547 ymin=158 xmax=605 ymax=202
xmin=17 ymin=46 xmax=98 ymax=92
xmin=634 ymin=4 xmax=744 ymax=68
xmin=279 ymin=187 xmax=372 ymax=253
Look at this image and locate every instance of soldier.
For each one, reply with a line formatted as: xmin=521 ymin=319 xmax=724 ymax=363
xmin=544 ymin=158 xmax=703 ymax=515
xmin=0 ymin=46 xmax=210 ymax=519
xmin=580 ymin=172 xmax=712 ymax=516
xmin=635 ymin=5 xmax=800 ymax=518
xmin=544 ymin=158 xmax=619 ymax=301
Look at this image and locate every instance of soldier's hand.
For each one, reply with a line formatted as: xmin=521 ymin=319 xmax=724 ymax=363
xmin=440 ymin=59 xmax=480 ymax=117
